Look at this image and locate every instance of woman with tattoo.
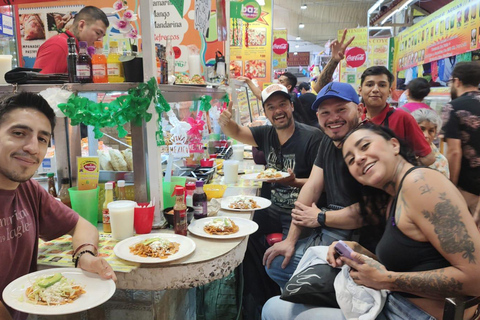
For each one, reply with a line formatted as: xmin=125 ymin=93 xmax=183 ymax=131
xmin=261 ymin=124 xmax=480 ymax=320
xmin=336 ymin=124 xmax=480 ymax=320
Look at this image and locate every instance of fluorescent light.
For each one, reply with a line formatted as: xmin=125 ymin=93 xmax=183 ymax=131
xmin=296 ymin=36 xmax=301 ymax=40
xmin=299 ymin=23 xmax=305 ymax=29
xmin=381 ymin=9 xmax=399 ymax=25
xmin=301 ymin=4 xmax=307 ymax=9
xmin=294 ymin=52 xmax=298 ymax=55
xmin=368 ymin=0 xmax=385 ymax=15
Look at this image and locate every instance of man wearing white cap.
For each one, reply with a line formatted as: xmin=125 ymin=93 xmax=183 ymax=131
xmin=219 ymin=84 xmax=323 ymax=317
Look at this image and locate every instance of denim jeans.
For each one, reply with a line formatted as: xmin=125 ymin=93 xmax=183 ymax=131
xmin=262 ymin=293 xmax=437 ymax=320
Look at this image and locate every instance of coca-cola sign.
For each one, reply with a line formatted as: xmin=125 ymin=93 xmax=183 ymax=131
xmin=345 ymin=47 xmax=366 ymax=68
xmin=273 ymin=38 xmax=289 ymax=55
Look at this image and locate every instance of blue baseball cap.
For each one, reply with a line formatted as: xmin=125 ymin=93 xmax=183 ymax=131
xmin=311 ymin=82 xmax=360 ymax=110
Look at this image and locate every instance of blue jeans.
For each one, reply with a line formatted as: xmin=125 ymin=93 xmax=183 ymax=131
xmin=266 ymin=227 xmax=354 ymax=289
xmin=262 ymin=293 xmax=436 ymax=320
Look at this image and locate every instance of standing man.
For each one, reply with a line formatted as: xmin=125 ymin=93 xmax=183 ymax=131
xmin=263 ymin=82 xmax=368 ymax=289
xmin=219 ymin=84 xmax=322 ymax=318
xmin=0 ymin=92 xmax=116 ymax=320
xmin=298 ymin=82 xmax=319 ymax=128
xmin=442 ymin=61 xmax=480 ymax=227
xmin=34 ymin=6 xmax=109 ymax=74
xmin=359 ymin=66 xmax=435 ymax=165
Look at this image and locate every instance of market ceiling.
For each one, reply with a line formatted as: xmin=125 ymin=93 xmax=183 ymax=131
xmin=274 ymin=0 xmax=452 ymax=47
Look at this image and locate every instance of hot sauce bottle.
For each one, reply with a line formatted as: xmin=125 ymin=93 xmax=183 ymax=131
xmin=173 ymin=186 xmax=187 ymax=236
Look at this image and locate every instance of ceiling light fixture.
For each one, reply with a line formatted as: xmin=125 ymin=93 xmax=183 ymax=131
xmin=296 ymin=36 xmax=301 ymax=40
xmin=369 ymin=26 xmax=393 ymax=30
xmin=368 ymin=0 xmax=385 ymax=15
xmin=300 ymin=4 xmax=307 ymax=9
xmin=294 ymin=52 xmax=298 ymax=55
xmin=299 ymin=23 xmax=305 ymax=29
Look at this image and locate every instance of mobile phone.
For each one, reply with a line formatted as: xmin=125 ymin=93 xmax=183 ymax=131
xmin=334 ymin=240 xmax=354 ymax=260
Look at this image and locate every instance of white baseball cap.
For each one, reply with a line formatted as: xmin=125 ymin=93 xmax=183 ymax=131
xmin=261 ymin=84 xmax=291 ymax=106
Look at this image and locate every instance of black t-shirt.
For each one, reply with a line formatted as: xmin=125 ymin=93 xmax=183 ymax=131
xmin=314 ymin=135 xmax=362 ymax=207
xmin=299 ymin=93 xmax=319 ymax=128
xmin=442 ymin=91 xmax=480 ymax=195
xmin=250 ymin=122 xmax=323 ymax=210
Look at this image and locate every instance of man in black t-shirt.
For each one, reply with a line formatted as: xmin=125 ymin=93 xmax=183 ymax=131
xmin=263 ymin=82 xmax=366 ymax=289
xmin=219 ymin=84 xmax=322 ymax=318
xmin=298 ymin=82 xmax=319 ymax=128
xmin=442 ymin=62 xmax=480 ymax=228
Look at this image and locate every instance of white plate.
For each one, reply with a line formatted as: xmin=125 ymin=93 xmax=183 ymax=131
xmin=242 ymin=171 xmax=290 ymax=181
xmin=188 ymin=217 xmax=259 ymax=239
xmin=220 ymin=196 xmax=272 ymax=212
xmin=113 ymin=234 xmax=196 ymax=264
xmin=2 ymin=268 xmax=116 ymax=315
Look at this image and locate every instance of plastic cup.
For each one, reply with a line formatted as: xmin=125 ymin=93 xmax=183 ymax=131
xmin=108 ymin=200 xmax=136 ymax=240
xmin=134 ymin=203 xmax=155 ymax=234
xmin=232 ymin=144 xmax=244 ymax=161
xmin=223 ymin=160 xmax=239 ymax=184
xmin=162 ymin=176 xmax=186 ymax=209
xmin=69 ymin=186 xmax=99 ymax=227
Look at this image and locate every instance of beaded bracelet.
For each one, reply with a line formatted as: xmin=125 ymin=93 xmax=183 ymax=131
xmin=72 ymin=243 xmax=98 ymax=262
xmin=74 ymin=250 xmax=96 ymax=268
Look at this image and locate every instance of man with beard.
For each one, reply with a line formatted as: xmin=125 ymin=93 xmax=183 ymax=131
xmin=263 ymin=82 xmax=368 ymax=290
xmin=0 ymin=92 xmax=116 ymax=320
xmin=442 ymin=61 xmax=480 ymax=228
xmin=359 ymin=66 xmax=435 ymax=166
xmin=219 ymin=84 xmax=322 ymax=318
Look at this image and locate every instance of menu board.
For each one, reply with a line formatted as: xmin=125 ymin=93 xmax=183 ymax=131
xmin=229 ymin=0 xmax=272 ymax=88
xmin=395 ymin=0 xmax=480 ymax=71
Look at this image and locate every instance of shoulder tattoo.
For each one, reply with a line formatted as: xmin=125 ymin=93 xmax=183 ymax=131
xmin=422 ymin=193 xmax=476 ymax=263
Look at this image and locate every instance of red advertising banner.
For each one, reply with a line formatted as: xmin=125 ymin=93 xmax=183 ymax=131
xmin=395 ymin=0 xmax=480 ymax=71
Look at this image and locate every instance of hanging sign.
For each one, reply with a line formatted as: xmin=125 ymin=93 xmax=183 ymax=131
xmin=345 ymin=47 xmax=366 ymax=68
xmin=231 ymin=0 xmax=261 ymax=23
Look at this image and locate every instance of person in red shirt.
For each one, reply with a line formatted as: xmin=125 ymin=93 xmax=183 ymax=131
xmin=359 ymin=66 xmax=435 ymax=166
xmin=34 ymin=6 xmax=109 ymax=74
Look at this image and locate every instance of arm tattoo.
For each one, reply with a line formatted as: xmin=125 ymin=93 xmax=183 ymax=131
xmin=314 ymin=59 xmax=339 ymax=92
xmin=393 ymin=269 xmax=463 ymax=297
xmin=419 ymin=184 xmax=434 ymax=194
xmin=412 ymin=171 xmax=426 ymax=183
xmin=422 ymin=193 xmax=476 ymax=263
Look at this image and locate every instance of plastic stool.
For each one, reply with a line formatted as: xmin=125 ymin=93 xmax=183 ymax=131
xmin=266 ymin=233 xmax=283 ymax=246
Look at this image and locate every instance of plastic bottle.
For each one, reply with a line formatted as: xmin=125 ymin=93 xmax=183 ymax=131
xmin=67 ymin=37 xmax=77 ymax=83
xmin=192 ymin=180 xmax=207 ymax=219
xmin=58 ymin=178 xmax=71 ymax=208
xmin=155 ymin=46 xmax=161 ymax=84
xmin=107 ymin=41 xmax=125 ymax=83
xmin=103 ymin=182 xmax=114 ymax=233
xmin=117 ymin=180 xmax=127 ymax=200
xmin=173 ymin=186 xmax=187 ymax=235
xmin=92 ymin=41 xmax=108 ymax=83
xmin=47 ymin=173 xmax=57 ymax=197
xmin=76 ymin=41 xmax=93 ymax=83
xmin=185 ymin=182 xmax=196 ymax=207
xmin=108 ymin=180 xmax=117 ymax=201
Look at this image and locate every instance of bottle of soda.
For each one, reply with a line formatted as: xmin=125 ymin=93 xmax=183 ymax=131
xmin=173 ymin=186 xmax=187 ymax=236
xmin=192 ymin=180 xmax=207 ymax=219
xmin=92 ymin=41 xmax=108 ymax=83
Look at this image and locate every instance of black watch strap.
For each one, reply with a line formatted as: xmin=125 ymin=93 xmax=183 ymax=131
xmin=317 ymin=209 xmax=327 ymax=228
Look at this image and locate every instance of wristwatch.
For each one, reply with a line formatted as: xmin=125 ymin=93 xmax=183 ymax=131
xmin=317 ymin=209 xmax=327 ymax=228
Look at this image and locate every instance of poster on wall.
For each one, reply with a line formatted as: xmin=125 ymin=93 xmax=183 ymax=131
xmin=395 ymin=0 xmax=480 ymax=71
xmin=230 ymin=0 xmax=272 ymax=88
xmin=153 ymin=0 xmax=224 ymax=76
xmin=272 ymin=29 xmax=287 ymax=69
xmin=337 ymin=28 xmax=368 ymax=88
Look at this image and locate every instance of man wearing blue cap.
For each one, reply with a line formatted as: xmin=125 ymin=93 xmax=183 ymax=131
xmin=263 ymin=82 xmax=378 ymax=292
